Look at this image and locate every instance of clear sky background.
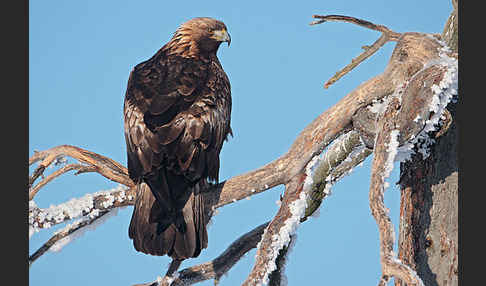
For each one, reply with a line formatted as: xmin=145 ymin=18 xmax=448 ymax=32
xmin=29 ymin=1 xmax=452 ymax=285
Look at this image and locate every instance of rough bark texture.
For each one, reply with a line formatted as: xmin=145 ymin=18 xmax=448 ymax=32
xmin=396 ymin=1 xmax=458 ymax=285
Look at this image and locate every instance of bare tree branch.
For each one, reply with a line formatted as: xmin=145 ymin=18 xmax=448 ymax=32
xmin=310 ymin=15 xmax=401 ymax=89
xmin=29 ymin=145 xmax=134 ymax=200
xmin=242 ymin=131 xmax=370 ymax=285
xmin=30 ymin=163 xmax=93 ymax=200
xmin=310 ymin=15 xmax=401 ymax=38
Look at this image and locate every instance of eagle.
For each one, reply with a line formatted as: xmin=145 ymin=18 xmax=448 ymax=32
xmin=123 ymin=17 xmax=232 ymax=263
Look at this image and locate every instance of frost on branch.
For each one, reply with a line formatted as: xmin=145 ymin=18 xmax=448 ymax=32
xmin=29 ymin=184 xmax=134 ymax=265
xmin=29 ymin=184 xmax=134 ymax=238
xmin=259 ymin=185 xmax=307 ymax=286
xmin=396 ymin=41 xmax=458 ymax=162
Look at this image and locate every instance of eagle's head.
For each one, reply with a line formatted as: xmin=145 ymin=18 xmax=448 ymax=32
xmin=164 ymin=17 xmax=231 ymax=58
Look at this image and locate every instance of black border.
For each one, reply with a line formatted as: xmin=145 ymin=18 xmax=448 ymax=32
xmin=3 ymin=0 xmax=29 ymax=285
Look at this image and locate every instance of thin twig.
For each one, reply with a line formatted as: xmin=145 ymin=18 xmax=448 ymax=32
xmin=310 ymin=14 xmax=401 ymax=89
xmin=29 ymin=163 xmax=92 ymax=200
xmin=29 ymin=145 xmax=133 ymax=200
xmin=29 ymin=165 xmax=45 ymax=189
xmin=310 ymin=15 xmax=400 ymax=39
xmin=324 ymin=34 xmax=390 ymax=89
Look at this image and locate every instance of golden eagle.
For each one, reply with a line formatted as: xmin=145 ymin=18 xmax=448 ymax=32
xmin=123 ymin=17 xmax=232 ymax=261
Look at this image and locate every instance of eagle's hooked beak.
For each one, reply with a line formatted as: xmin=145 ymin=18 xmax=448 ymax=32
xmin=213 ymin=29 xmax=231 ymax=47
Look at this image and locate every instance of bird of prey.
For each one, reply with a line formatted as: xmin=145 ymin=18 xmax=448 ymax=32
xmin=123 ymin=17 xmax=232 ymax=263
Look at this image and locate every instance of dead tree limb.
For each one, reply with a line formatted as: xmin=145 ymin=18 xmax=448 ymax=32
xmin=310 ymin=15 xmax=401 ymax=89
xmin=29 ymin=145 xmax=134 ymax=200
xmin=30 ymin=163 xmax=95 ymax=200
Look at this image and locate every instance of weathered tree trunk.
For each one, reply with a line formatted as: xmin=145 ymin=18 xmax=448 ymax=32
xmin=396 ymin=1 xmax=458 ymax=285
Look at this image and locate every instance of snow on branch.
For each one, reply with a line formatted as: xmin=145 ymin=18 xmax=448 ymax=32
xmin=395 ymin=40 xmax=458 ymax=162
xmin=29 ymin=185 xmax=135 ymax=238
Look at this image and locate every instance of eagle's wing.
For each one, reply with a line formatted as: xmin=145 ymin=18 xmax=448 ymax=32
xmin=124 ymin=51 xmax=231 ymax=219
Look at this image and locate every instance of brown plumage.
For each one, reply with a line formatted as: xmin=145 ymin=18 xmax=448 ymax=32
xmin=124 ymin=17 xmax=232 ymax=259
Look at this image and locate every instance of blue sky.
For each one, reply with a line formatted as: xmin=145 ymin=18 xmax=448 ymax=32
xmin=29 ymin=1 xmax=452 ymax=285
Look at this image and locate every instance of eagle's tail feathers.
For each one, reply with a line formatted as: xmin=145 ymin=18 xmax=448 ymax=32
xmin=128 ymin=181 xmax=207 ymax=259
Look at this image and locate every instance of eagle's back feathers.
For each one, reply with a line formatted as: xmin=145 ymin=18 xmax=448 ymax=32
xmin=124 ymin=17 xmax=231 ymax=259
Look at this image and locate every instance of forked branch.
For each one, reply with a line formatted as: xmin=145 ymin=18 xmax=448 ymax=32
xmin=310 ymin=15 xmax=401 ymax=89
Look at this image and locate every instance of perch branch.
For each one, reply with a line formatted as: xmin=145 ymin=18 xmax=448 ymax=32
xmin=310 ymin=14 xmax=401 ymax=89
xmin=141 ymin=130 xmax=375 ymax=286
